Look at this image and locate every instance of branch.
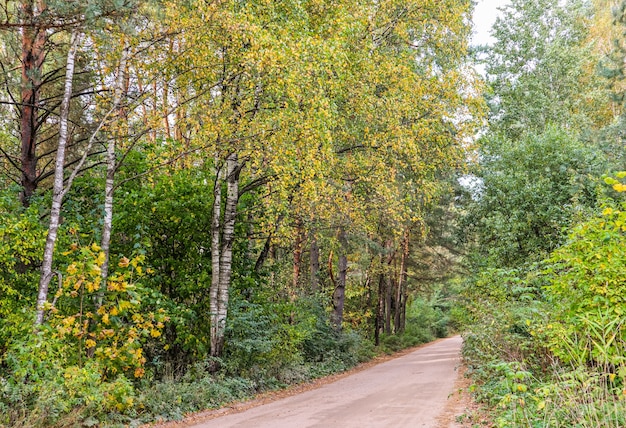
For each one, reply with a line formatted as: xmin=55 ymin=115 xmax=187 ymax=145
xmin=0 ymin=145 xmax=22 ymax=172
xmin=240 ymin=174 xmax=277 ymax=195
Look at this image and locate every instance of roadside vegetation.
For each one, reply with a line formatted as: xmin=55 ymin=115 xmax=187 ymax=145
xmin=456 ymin=0 xmax=626 ymax=426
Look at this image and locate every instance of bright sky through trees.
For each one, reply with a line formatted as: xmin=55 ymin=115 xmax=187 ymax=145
xmin=472 ymin=0 xmax=511 ymax=45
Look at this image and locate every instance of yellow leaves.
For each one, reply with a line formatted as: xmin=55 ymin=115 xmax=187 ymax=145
xmin=96 ymin=329 xmax=112 ymax=339
xmin=119 ymin=300 xmax=133 ymax=312
xmin=47 ymin=246 xmax=166 ymax=381
xmin=96 ymin=251 xmax=106 ymax=266
xmin=85 ymin=280 xmax=99 ymax=293
xmin=613 ymin=183 xmax=626 ymax=193
xmin=89 ymin=263 xmax=102 ymax=277
xmin=67 ymin=263 xmax=78 ymax=275
xmin=107 ymin=279 xmax=128 ymax=292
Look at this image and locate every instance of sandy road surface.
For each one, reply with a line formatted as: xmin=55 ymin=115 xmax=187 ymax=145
xmin=189 ymin=335 xmax=463 ymax=428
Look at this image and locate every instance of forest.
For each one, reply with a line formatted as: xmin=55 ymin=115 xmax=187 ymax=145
xmin=0 ymin=0 xmax=625 ymax=426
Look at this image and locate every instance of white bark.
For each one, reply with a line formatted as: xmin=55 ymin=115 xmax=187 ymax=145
xmin=210 ymin=158 xmax=223 ymax=356
xmin=210 ymin=153 xmax=240 ymax=357
xmin=36 ymin=32 xmax=81 ymax=326
xmin=98 ymin=48 xmax=129 ymax=307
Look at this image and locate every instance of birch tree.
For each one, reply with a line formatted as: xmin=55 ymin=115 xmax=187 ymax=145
xmin=35 ymin=32 xmax=80 ymax=325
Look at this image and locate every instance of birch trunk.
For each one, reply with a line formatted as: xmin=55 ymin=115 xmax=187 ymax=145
xmin=209 ymin=159 xmax=223 ymax=357
xmin=98 ymin=49 xmax=129 ymax=308
xmin=35 ymin=32 xmax=80 ymax=326
xmin=211 ymin=153 xmax=240 ymax=357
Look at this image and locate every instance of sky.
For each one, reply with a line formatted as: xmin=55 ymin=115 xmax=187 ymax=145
xmin=471 ymin=0 xmax=511 ymax=46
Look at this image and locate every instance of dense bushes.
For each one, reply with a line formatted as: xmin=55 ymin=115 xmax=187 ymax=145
xmin=459 ymin=175 xmax=626 ymax=427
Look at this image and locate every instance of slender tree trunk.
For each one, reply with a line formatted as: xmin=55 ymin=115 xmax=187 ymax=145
xmin=19 ymin=0 xmax=47 ymax=206
xmin=332 ymin=227 xmax=347 ymax=330
xmin=396 ymin=228 xmax=410 ymax=333
xmin=216 ymin=153 xmax=239 ymax=356
xmin=292 ymin=218 xmax=304 ymax=289
xmin=35 ymin=32 xmax=80 ymax=326
xmin=254 ymin=233 xmax=271 ymax=272
xmin=309 ymin=229 xmax=320 ymax=293
xmin=385 ymin=275 xmax=393 ymax=334
xmin=98 ymin=48 xmax=129 ymax=308
xmin=210 ymin=153 xmax=240 ymax=357
xmin=209 ymin=158 xmax=223 ymax=357
xmin=375 ymin=263 xmax=385 ymax=346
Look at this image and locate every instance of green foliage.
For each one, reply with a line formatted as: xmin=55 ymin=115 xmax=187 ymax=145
xmin=0 ymin=189 xmax=46 ymax=355
xmin=468 ymin=360 xmax=626 ymax=428
xmin=379 ymin=297 xmax=451 ymax=353
xmin=460 ymin=175 xmax=626 ymax=427
xmin=485 ymin=0 xmax=609 ymax=138
xmin=542 ymin=176 xmax=626 ymax=367
xmin=1 ymin=332 xmax=136 ymax=427
xmin=0 ymin=241 xmax=167 ymax=426
xmin=223 ymin=297 xmax=306 ymax=380
xmin=47 ymin=242 xmax=167 ymax=379
xmin=135 ymin=369 xmax=254 ymax=423
xmin=114 ymin=168 xmax=215 ymax=369
xmin=459 ymin=266 xmax=549 ymax=369
xmin=464 ymin=127 xmax=606 ymax=268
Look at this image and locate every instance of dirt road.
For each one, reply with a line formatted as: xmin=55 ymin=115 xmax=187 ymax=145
xmin=189 ymin=336 xmax=464 ymax=428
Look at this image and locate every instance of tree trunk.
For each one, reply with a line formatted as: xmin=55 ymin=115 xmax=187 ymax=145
xmin=19 ymin=0 xmax=47 ymax=206
xmin=332 ymin=227 xmax=347 ymax=330
xmin=292 ymin=218 xmax=304 ymax=289
xmin=98 ymin=48 xmax=129 ymax=308
xmin=395 ymin=229 xmax=410 ymax=333
xmin=209 ymin=158 xmax=223 ymax=357
xmin=210 ymin=153 xmax=240 ymax=357
xmin=385 ymin=274 xmax=393 ymax=334
xmin=309 ymin=229 xmax=320 ymax=293
xmin=375 ymin=262 xmax=385 ymax=346
xmin=35 ymin=32 xmax=80 ymax=325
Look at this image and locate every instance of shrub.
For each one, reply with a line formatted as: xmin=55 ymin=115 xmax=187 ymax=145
xmin=543 ymin=174 xmax=626 ymax=369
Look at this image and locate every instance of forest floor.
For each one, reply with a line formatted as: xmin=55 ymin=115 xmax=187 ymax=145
xmin=149 ymin=336 xmax=475 ymax=428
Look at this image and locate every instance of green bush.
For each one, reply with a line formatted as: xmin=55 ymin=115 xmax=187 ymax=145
xmin=543 ymin=185 xmax=626 ymax=368
xmin=1 ymin=333 xmax=136 ymax=427
xmin=135 ymin=369 xmax=254 ymax=423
